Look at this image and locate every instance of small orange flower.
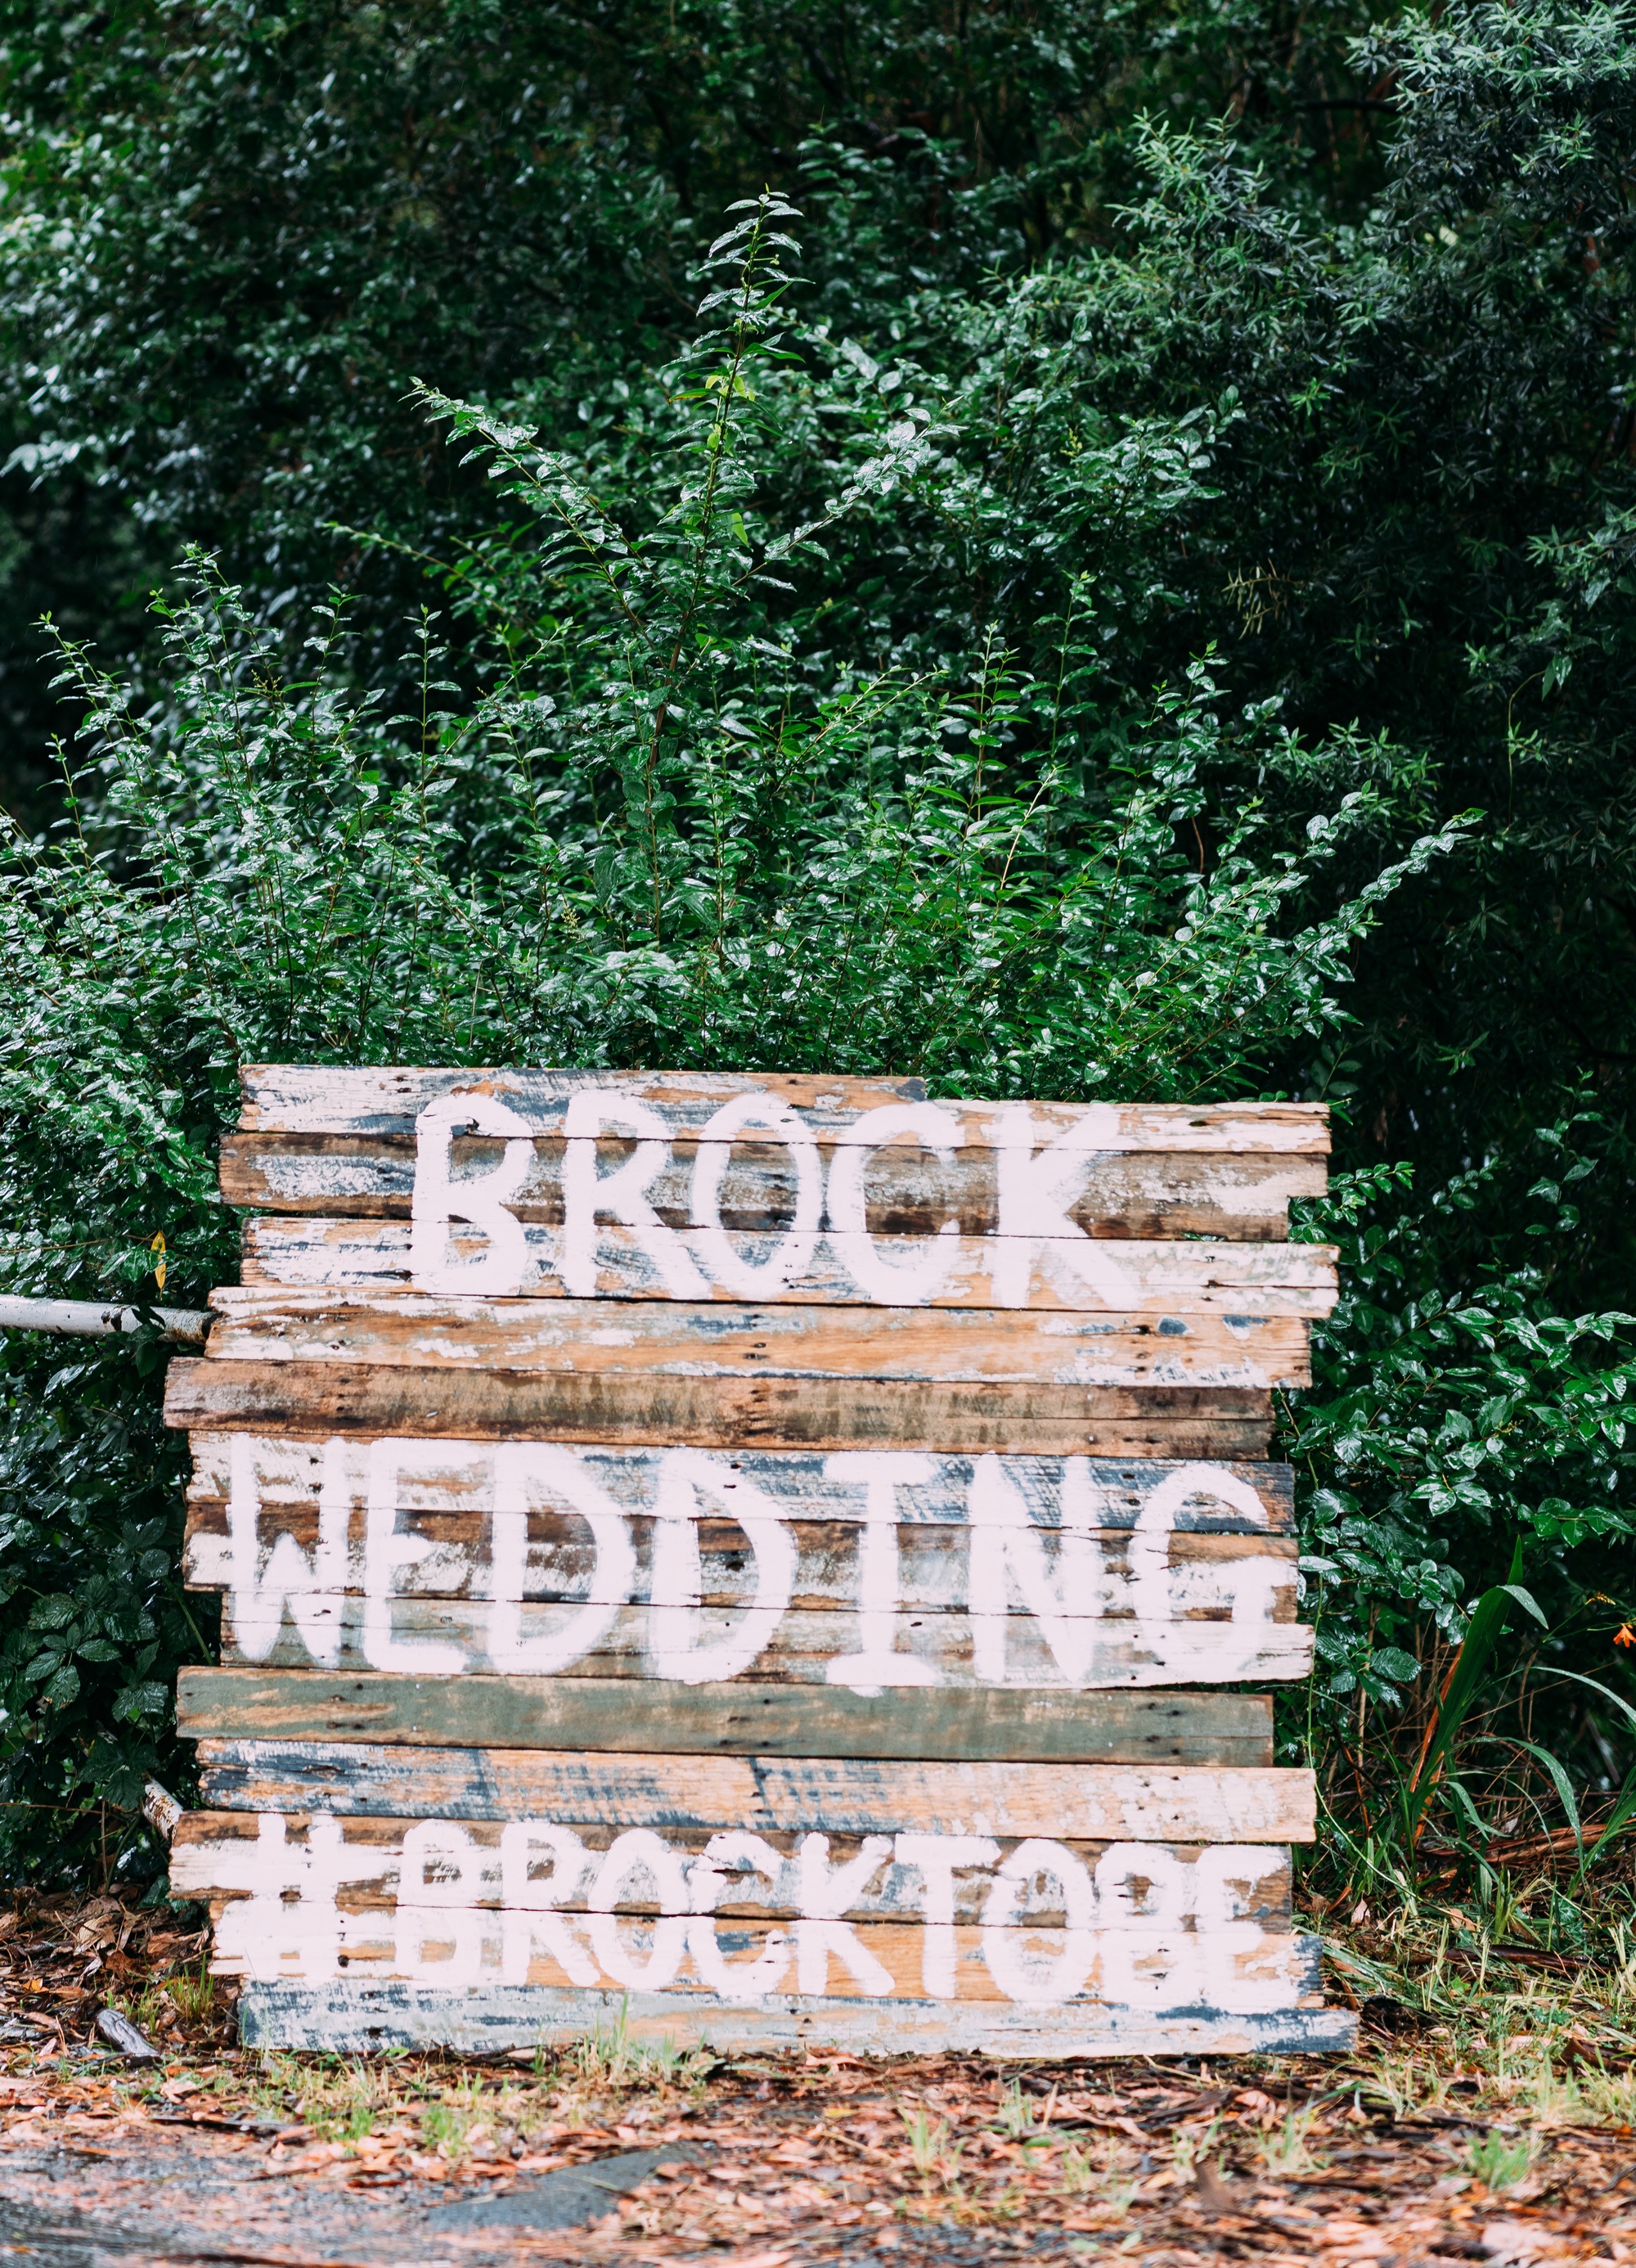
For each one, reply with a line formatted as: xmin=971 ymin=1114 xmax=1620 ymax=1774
xmin=1615 ymin=1624 xmax=1636 ymax=1649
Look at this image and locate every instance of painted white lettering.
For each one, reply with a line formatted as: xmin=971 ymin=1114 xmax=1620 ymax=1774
xmin=1094 ymin=1843 xmax=1197 ymax=2009
xmin=224 ymin=1435 xmax=349 ymax=1666
xmin=825 ymin=1103 xmax=962 ymax=1303
xmin=1144 ymin=1462 xmax=1276 ymax=1534
xmin=686 ymin=1917 xmax=792 ymax=2001
xmin=1139 ymin=1464 xmax=1287 ymax=1675
xmin=690 ymin=1091 xmax=823 ymax=1295
xmin=968 ymin=1455 xmax=1110 ymax=1685
xmin=687 ymin=1830 xmax=787 ymax=1914
xmin=894 ymin=1833 xmax=1000 ymax=1997
xmin=586 ymin=1829 xmax=690 ymax=1988
xmin=500 ymin=1820 xmax=592 ymax=1911
xmin=488 ymin=1445 xmax=635 ymax=1675
xmin=363 ymin=1440 xmax=464 ymax=1674
xmin=683 ymin=1834 xmax=792 ymax=1999
xmin=1095 ymin=1842 xmax=1188 ymax=1929
xmin=499 ymin=1820 xmax=598 ymax=1986
xmin=1098 ymin=1928 xmax=1202 ymax=2009
xmin=1191 ymin=1844 xmax=1283 ymax=1933
xmin=648 ymin=1451 xmax=795 ymax=1684
xmin=797 ymin=1832 xmax=895 ymax=1920
xmin=793 ymin=1832 xmax=895 ymax=1995
xmin=981 ymin=1838 xmax=1096 ymax=2005
xmin=1172 ymin=1552 xmax=1287 ymax=1625
xmin=822 ymin=1453 xmax=942 ymax=1693
xmin=501 ymin=1909 xmax=599 ymax=1987
xmin=793 ymin=1918 xmax=892 ymax=1996
xmin=560 ymin=1091 xmax=707 ymax=1298
xmin=1186 ymin=1844 xmax=1290 ymax=2010
xmin=991 ymin=1104 xmax=1135 ymax=1307
xmin=397 ymin=1820 xmax=485 ymax=1985
xmin=209 ymin=1811 xmax=387 ymax=1982
xmin=410 ymin=1093 xmax=533 ymax=1295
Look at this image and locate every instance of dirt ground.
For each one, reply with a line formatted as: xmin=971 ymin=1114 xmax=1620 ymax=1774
xmin=2 ymin=1892 xmax=1634 ymax=2268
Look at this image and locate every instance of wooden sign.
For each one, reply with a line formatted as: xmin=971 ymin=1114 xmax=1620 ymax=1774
xmin=167 ymin=1069 xmax=1354 ymax=2057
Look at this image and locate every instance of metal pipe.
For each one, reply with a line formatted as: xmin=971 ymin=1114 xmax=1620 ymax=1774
xmin=0 ymin=1295 xmax=211 ymax=1344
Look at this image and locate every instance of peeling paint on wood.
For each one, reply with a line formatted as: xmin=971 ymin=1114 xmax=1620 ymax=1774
xmin=199 ymin=1289 xmax=1314 ymax=1390
xmin=184 ymin=1736 xmax=1316 ymax=1840
xmin=241 ymin=1217 xmax=1339 ymax=1315
xmin=184 ymin=1681 xmax=1276 ymax=1766
xmin=235 ymin=1069 xmax=1331 ymax=1152
xmin=233 ymin=1978 xmax=1355 ymax=2057
xmin=183 ymin=1436 xmax=1297 ymax=1530
xmin=204 ymin=1600 xmax=1313 ymax=1686
xmin=175 ymin=1809 xmax=1315 ymax=2007
xmin=170 ymin=1067 xmax=1346 ymax=2056
xmin=163 ymin=1362 xmax=1277 ymax=1456
xmin=173 ymin=1812 xmax=1296 ymax=1926
xmin=222 ymin=1134 xmax=1325 ymax=1244
xmin=182 ymin=1436 xmax=1304 ymax=1687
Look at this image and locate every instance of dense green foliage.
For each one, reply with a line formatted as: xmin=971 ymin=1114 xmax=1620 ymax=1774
xmin=0 ymin=0 xmax=1634 ymax=1888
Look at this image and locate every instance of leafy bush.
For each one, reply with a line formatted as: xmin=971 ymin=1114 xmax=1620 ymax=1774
xmin=0 ymin=201 xmax=1463 ymax=1880
xmin=2 ymin=0 xmax=1636 ymax=1897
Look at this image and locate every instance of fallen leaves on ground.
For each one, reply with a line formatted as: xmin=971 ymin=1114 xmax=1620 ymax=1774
xmin=0 ymin=1891 xmax=1634 ymax=2263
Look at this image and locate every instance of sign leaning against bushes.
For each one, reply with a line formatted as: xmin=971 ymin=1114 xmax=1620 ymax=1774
xmin=165 ymin=1069 xmax=1355 ymax=2056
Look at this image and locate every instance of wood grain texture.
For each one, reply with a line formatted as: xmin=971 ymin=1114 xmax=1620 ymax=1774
xmin=221 ymin=1134 xmax=1327 ymax=1244
xmin=187 ymin=1682 xmax=1274 ymax=1768
xmin=163 ymin=1362 xmax=1275 ymax=1456
xmin=184 ymin=1434 xmax=1304 ymax=1686
xmin=204 ymin=1599 xmax=1313 ymax=1686
xmin=234 ymin=1978 xmax=1355 ymax=2056
xmin=199 ymin=1290 xmax=1312 ymax=1389
xmin=197 ymin=1890 xmax=1320 ymax=2008
xmin=184 ymin=1436 xmax=1297 ymax=1532
xmin=186 ymin=1732 xmax=1316 ymax=1840
xmin=184 ymin=1503 xmax=1297 ymax=1602
xmin=240 ymin=1216 xmax=1339 ymax=1316
xmin=191 ymin=1071 xmax=1346 ymax=2054
xmin=209 ymin=1912 xmax=1322 ymax=2008
xmin=236 ymin=1067 xmax=1330 ymax=1153
xmin=172 ymin=1811 xmax=1295 ymax=1927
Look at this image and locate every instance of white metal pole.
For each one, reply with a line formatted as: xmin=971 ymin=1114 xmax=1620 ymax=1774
xmin=0 ymin=1296 xmax=211 ymax=1344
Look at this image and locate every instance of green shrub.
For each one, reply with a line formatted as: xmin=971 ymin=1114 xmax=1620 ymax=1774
xmin=0 ymin=201 xmax=1463 ymax=1880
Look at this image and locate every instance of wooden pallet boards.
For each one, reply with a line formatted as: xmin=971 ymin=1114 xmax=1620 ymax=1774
xmin=162 ymin=1363 xmax=1279 ymax=1456
xmin=239 ymin=1217 xmax=1340 ymax=1313
xmin=180 ymin=1683 xmax=1278 ymax=1765
xmin=169 ymin=1066 xmax=1350 ymax=2054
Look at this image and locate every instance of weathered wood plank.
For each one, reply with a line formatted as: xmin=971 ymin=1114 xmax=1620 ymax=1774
xmin=221 ymin=1133 xmax=1326 ymax=1244
xmin=185 ymin=1502 xmax=1297 ymax=1602
xmin=234 ymin=1978 xmax=1355 ymax=2056
xmin=186 ymin=1733 xmax=1316 ymax=1840
xmin=186 ymin=1443 xmax=1306 ymax=1682
xmin=189 ymin=1069 xmax=1346 ymax=2055
xmin=211 ymin=1912 xmax=1321 ymax=2009
xmin=184 ymin=1438 xmax=1301 ymax=1688
xmin=185 ymin=1435 xmax=1297 ymax=1532
xmin=236 ymin=1068 xmax=1331 ymax=1153
xmin=187 ymin=1682 xmax=1274 ymax=1768
xmin=163 ymin=1361 xmax=1275 ymax=1456
xmin=172 ymin=1812 xmax=1296 ymax=1928
xmin=206 ymin=1599 xmax=1312 ymax=1686
xmin=240 ymin=1218 xmax=1338 ymax=1316
xmin=200 ymin=1888 xmax=1320 ymax=2008
xmin=190 ymin=1514 xmax=1294 ymax=1597
xmin=200 ymin=1290 xmax=1312 ymax=1389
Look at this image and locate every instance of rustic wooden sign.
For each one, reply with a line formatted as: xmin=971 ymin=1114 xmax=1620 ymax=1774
xmin=167 ymin=1069 xmax=1354 ymax=2057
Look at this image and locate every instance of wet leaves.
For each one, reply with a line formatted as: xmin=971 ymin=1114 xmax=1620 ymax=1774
xmin=1 ymin=1897 xmax=1635 ymax=2261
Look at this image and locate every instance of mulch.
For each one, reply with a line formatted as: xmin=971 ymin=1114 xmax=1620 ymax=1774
xmin=0 ymin=1891 xmax=1633 ymax=2268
